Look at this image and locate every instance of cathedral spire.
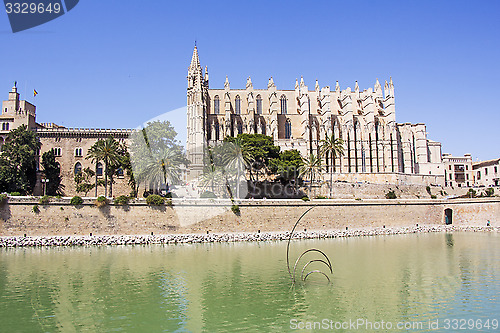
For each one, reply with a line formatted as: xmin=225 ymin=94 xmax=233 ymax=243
xmin=189 ymin=45 xmax=202 ymax=72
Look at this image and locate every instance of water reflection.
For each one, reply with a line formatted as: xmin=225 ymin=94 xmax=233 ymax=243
xmin=0 ymin=233 xmax=499 ymax=332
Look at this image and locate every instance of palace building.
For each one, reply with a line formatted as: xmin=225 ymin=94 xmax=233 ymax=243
xmin=186 ymin=46 xmax=445 ymax=185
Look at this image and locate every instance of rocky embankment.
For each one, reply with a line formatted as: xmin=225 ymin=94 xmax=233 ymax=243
xmin=0 ymin=225 xmax=498 ymax=247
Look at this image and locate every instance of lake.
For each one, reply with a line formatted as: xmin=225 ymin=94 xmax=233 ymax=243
xmin=1 ymin=232 xmax=499 ymax=332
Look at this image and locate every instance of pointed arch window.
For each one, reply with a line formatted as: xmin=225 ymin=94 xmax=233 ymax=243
xmin=237 ymin=121 xmax=243 ymax=135
xmin=117 ymin=167 xmax=124 ymax=178
xmin=214 ymin=95 xmax=220 ymax=114
xmin=285 ymin=119 xmax=292 ymax=139
xmin=74 ymin=162 xmax=82 ymax=175
xmin=256 ymin=95 xmax=262 ymax=114
xmin=280 ymin=95 xmax=287 ymax=114
xmin=96 ymin=162 xmax=103 ymax=177
xmin=235 ymin=95 xmax=241 ymax=115
xmin=74 ymin=147 xmax=83 ymax=157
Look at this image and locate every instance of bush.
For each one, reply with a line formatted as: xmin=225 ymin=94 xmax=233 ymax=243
xmin=301 ymin=196 xmax=310 ymax=201
xmin=32 ymin=204 xmax=40 ymax=213
xmin=114 ymin=195 xmax=129 ymax=205
xmin=200 ymin=191 xmax=217 ymax=199
xmin=0 ymin=194 xmax=8 ymax=205
xmin=315 ymin=195 xmax=327 ymax=199
xmin=486 ymin=187 xmax=495 ymax=197
xmin=164 ymin=192 xmax=178 ymax=198
xmin=231 ymin=204 xmax=240 ymax=215
xmin=426 ymin=186 xmax=431 ymax=195
xmin=146 ymin=194 xmax=164 ymax=206
xmin=165 ymin=199 xmax=173 ymax=206
xmin=70 ymin=196 xmax=84 ymax=206
xmin=431 ymin=194 xmax=437 ymax=199
xmin=39 ymin=195 xmax=51 ymax=204
xmin=467 ymin=189 xmax=476 ymax=198
xmin=95 ymin=196 xmax=108 ymax=207
xmin=385 ymin=190 xmax=397 ymax=199
xmin=10 ymin=192 xmax=21 ymax=196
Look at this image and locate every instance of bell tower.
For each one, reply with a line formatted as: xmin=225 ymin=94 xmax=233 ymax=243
xmin=186 ymin=45 xmax=208 ymax=180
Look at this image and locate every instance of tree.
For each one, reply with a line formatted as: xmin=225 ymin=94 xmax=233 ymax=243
xmin=221 ymin=138 xmax=253 ymax=198
xmin=320 ymin=135 xmax=344 ymax=198
xmin=299 ymin=153 xmax=323 ymax=196
xmin=0 ymin=125 xmax=40 ymax=194
xmin=269 ymin=149 xmax=304 ymax=183
xmin=86 ymin=137 xmax=122 ymax=197
xmin=141 ymin=146 xmax=188 ymax=191
xmin=41 ymin=149 xmax=63 ymax=195
xmin=74 ymin=167 xmax=96 ymax=196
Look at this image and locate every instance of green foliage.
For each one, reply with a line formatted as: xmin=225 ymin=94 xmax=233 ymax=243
xmin=32 ymin=204 xmax=40 ymax=213
xmin=315 ymin=195 xmax=327 ymax=199
xmin=301 ymin=196 xmax=310 ymax=201
xmin=0 ymin=125 xmax=40 ymax=194
xmin=225 ymin=134 xmax=279 ymax=172
xmin=164 ymin=192 xmax=178 ymax=198
xmin=0 ymin=193 xmax=8 ymax=204
xmin=200 ymin=191 xmax=217 ymax=198
xmin=10 ymin=192 xmax=21 ymax=196
xmin=74 ymin=167 xmax=96 ymax=196
xmin=146 ymin=194 xmax=165 ymax=206
xmin=269 ymin=149 xmax=304 ymax=181
xmin=95 ymin=196 xmax=108 ymax=207
xmin=467 ymin=188 xmax=476 ymax=198
xmin=231 ymin=204 xmax=240 ymax=215
xmin=486 ymin=187 xmax=495 ymax=197
xmin=385 ymin=190 xmax=397 ymax=199
xmin=39 ymin=195 xmax=51 ymax=204
xmin=426 ymin=186 xmax=431 ymax=195
xmin=165 ymin=199 xmax=173 ymax=206
xmin=41 ymin=149 xmax=63 ymax=195
xmin=431 ymin=194 xmax=437 ymax=199
xmin=130 ymin=121 xmax=189 ymax=194
xmin=70 ymin=196 xmax=84 ymax=205
xmin=114 ymin=195 xmax=129 ymax=205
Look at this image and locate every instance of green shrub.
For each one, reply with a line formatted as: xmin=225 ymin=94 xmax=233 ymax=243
xmin=164 ymin=192 xmax=178 ymax=198
xmin=55 ymin=195 xmax=62 ymax=199
xmin=231 ymin=204 xmax=240 ymax=215
xmin=165 ymin=199 xmax=173 ymax=206
xmin=467 ymin=189 xmax=476 ymax=198
xmin=32 ymin=204 xmax=40 ymax=213
xmin=315 ymin=195 xmax=327 ymax=199
xmin=114 ymin=195 xmax=129 ymax=205
xmin=70 ymin=196 xmax=84 ymax=205
xmin=355 ymin=198 xmax=362 ymax=201
xmin=146 ymin=194 xmax=164 ymax=206
xmin=385 ymin=190 xmax=397 ymax=199
xmin=301 ymin=196 xmax=310 ymax=201
xmin=431 ymin=194 xmax=437 ymax=199
xmin=486 ymin=187 xmax=495 ymax=197
xmin=426 ymin=186 xmax=431 ymax=195
xmin=39 ymin=195 xmax=51 ymax=204
xmin=10 ymin=192 xmax=21 ymax=196
xmin=0 ymin=194 xmax=8 ymax=205
xmin=95 ymin=196 xmax=108 ymax=207
xmin=200 ymin=191 xmax=217 ymax=199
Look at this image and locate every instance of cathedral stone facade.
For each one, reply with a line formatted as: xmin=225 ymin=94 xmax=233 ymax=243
xmin=186 ymin=46 xmax=444 ymax=185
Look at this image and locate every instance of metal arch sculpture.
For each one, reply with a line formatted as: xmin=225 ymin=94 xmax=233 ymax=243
xmin=286 ymin=207 xmax=333 ymax=284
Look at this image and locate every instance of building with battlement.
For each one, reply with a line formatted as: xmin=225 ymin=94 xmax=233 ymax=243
xmin=186 ymin=46 xmax=445 ymax=185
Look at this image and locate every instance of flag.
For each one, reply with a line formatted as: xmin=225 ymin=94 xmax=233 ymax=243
xmin=33 ymin=89 xmax=38 ymax=97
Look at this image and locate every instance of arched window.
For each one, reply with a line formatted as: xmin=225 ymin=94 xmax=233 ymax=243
xmin=96 ymin=162 xmax=103 ymax=177
xmin=117 ymin=167 xmax=124 ymax=177
xmin=214 ymin=95 xmax=220 ymax=114
xmin=256 ymin=95 xmax=262 ymax=114
xmin=285 ymin=119 xmax=292 ymax=139
xmin=2 ymin=123 xmax=9 ymax=131
xmin=280 ymin=95 xmax=287 ymax=114
xmin=235 ymin=95 xmax=241 ymax=114
xmin=74 ymin=162 xmax=82 ymax=175
xmin=74 ymin=148 xmax=83 ymax=157
xmin=237 ymin=122 xmax=243 ymax=135
xmin=53 ymin=147 xmax=62 ymax=156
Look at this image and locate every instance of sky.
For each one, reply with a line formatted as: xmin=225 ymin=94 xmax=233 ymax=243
xmin=1 ymin=0 xmax=499 ymax=160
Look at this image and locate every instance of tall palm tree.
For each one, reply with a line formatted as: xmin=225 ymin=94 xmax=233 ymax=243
xmin=320 ymin=135 xmax=344 ymax=198
xmin=141 ymin=146 xmax=186 ymax=192
xmin=299 ymin=153 xmax=323 ymax=197
xmin=221 ymin=138 xmax=253 ymax=199
xmin=87 ymin=137 xmax=122 ymax=197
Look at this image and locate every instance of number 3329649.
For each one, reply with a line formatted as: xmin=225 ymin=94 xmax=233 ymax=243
xmin=5 ymin=3 xmax=61 ymax=14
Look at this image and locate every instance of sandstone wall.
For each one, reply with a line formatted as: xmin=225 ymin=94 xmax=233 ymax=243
xmin=0 ymin=198 xmax=498 ymax=237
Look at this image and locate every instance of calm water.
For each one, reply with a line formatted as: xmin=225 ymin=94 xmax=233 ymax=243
xmin=1 ymin=232 xmax=499 ymax=332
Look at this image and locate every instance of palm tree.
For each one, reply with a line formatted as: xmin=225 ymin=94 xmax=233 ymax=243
xmin=86 ymin=137 xmax=122 ymax=197
xmin=221 ymin=138 xmax=253 ymax=199
xmin=141 ymin=146 xmax=186 ymax=192
xmin=299 ymin=153 xmax=323 ymax=197
xmin=320 ymin=135 xmax=344 ymax=198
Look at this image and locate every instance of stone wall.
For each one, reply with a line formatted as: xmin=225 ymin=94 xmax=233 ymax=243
xmin=0 ymin=197 xmax=498 ymax=237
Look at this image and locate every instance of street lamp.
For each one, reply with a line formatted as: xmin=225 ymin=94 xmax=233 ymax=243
xmin=41 ymin=178 xmax=49 ymax=196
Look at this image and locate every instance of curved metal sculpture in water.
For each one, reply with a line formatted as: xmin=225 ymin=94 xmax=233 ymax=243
xmin=286 ymin=207 xmax=333 ymax=284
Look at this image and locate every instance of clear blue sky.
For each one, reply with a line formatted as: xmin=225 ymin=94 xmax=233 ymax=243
xmin=1 ymin=0 xmax=499 ymax=160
